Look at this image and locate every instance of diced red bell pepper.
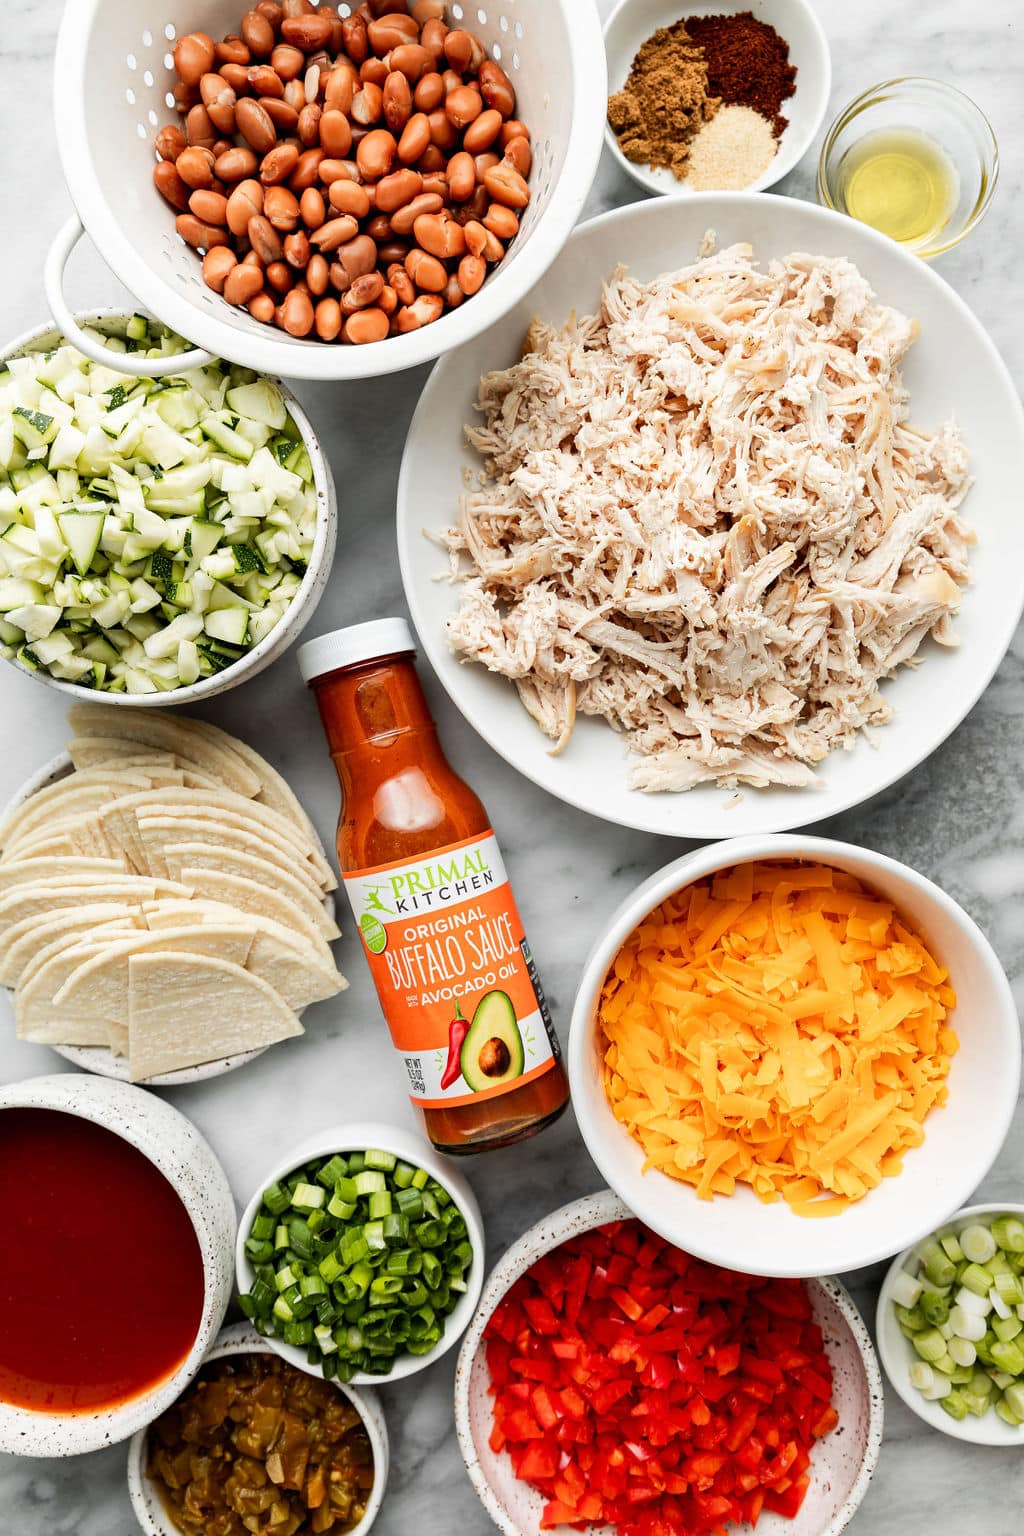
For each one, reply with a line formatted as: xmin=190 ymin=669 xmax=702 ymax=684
xmin=764 ymin=1473 xmax=811 ymax=1518
xmin=483 ymin=1220 xmax=838 ymax=1536
xmin=499 ymin=1409 xmax=542 ymax=1440
xmin=523 ymin=1296 xmax=561 ymax=1336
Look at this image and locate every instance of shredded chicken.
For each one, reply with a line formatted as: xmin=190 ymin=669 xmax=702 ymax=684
xmin=439 ymin=243 xmax=974 ymax=791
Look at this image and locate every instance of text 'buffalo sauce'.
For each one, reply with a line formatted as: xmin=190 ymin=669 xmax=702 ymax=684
xmin=300 ymin=618 xmax=568 ymax=1154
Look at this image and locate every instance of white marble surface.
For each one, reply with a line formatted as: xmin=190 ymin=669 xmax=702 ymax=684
xmin=2 ymin=0 xmax=1024 ymax=1531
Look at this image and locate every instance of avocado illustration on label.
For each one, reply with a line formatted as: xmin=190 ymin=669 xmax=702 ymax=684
xmin=460 ymin=989 xmax=525 ymax=1092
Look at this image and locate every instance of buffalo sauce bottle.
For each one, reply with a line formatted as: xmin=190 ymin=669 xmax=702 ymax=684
xmin=299 ymin=618 xmax=569 ymax=1154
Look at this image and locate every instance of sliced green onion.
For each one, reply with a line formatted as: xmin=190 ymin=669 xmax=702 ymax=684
xmin=238 ymin=1146 xmax=474 ymax=1378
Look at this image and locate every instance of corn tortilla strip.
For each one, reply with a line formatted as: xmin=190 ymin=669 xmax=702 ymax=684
xmin=139 ymin=817 xmax=327 ymax=900
xmin=67 ymin=739 xmax=180 ymax=773
xmin=127 ymin=951 xmax=302 ymax=1080
xmin=0 ymin=878 xmax=192 ymax=936
xmin=0 ymin=907 xmax=141 ymax=988
xmin=175 ymin=869 xmax=326 ymax=947
xmin=1 ymin=772 xmax=161 ymax=849
xmin=16 ymin=940 xmax=123 ymax=1044
xmin=135 ymin=803 xmax=335 ymax=890
xmin=142 ymin=898 xmax=338 ymax=969
xmin=66 ymin=705 xmax=263 ymax=798
xmin=0 ymin=857 xmax=126 ymax=894
xmin=55 ymin=926 xmax=257 ymax=1055
xmin=178 ymin=717 xmax=318 ymax=839
xmin=164 ymin=845 xmax=339 ymax=940
xmin=86 ymin=785 xmax=329 ymax=880
xmin=2 ymin=821 xmax=99 ymax=862
xmin=246 ymin=927 xmax=347 ymax=1011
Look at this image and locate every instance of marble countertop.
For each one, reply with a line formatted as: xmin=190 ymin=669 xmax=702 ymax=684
xmin=2 ymin=0 xmax=1023 ymax=1530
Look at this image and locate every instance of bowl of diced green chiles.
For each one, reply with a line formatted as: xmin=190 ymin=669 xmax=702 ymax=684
xmin=877 ymin=1203 xmax=1024 ymax=1443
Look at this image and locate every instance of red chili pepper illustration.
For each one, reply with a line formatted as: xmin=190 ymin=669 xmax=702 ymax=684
xmin=440 ymin=1001 xmax=469 ymax=1090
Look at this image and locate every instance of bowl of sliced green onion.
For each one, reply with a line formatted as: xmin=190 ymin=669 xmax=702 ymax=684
xmin=235 ymin=1121 xmax=485 ymax=1385
xmin=0 ymin=311 xmax=336 ymax=704
xmin=877 ymin=1203 xmax=1024 ymax=1444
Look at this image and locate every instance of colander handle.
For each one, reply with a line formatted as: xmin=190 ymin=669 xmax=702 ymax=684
xmin=44 ymin=216 xmax=216 ymax=376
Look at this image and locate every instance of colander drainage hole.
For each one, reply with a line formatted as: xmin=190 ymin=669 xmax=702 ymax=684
xmin=142 ymin=29 xmax=153 ymax=46
xmin=126 ymin=87 xmax=136 ymax=104
xmin=143 ymin=70 xmax=154 ymax=87
xmin=126 ymin=51 xmax=137 ymax=68
xmin=164 ymin=22 xmax=176 ymax=39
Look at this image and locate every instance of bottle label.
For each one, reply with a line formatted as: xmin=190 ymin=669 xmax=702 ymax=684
xmin=342 ymin=831 xmax=561 ymax=1109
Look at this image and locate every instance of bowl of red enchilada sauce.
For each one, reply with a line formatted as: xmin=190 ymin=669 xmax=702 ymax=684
xmin=0 ymin=1074 xmax=235 ymax=1456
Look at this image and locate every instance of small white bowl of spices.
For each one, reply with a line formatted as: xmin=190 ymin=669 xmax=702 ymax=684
xmin=604 ymin=0 xmax=831 ymax=196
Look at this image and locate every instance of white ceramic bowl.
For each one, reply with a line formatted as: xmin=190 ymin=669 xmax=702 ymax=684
xmin=0 ymin=311 xmax=336 ymax=705
xmin=127 ymin=1322 xmax=389 ymax=1536
xmin=603 ymin=0 xmax=831 ymax=195
xmin=568 ymin=834 xmax=1021 ymax=1279
xmin=0 ymin=751 xmax=334 ymax=1086
xmin=454 ymin=1191 xmax=884 ymax=1536
xmin=0 ymin=1073 xmax=235 ymax=1457
xmin=397 ymin=192 xmax=1024 ymax=839
xmin=236 ymin=1120 xmax=485 ymax=1385
xmin=877 ymin=1202 xmax=1024 ymax=1446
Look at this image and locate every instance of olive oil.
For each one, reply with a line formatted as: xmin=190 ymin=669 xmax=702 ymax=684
xmin=836 ymin=128 xmax=958 ymax=251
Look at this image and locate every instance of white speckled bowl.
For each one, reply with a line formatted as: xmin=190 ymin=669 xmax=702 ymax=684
xmin=127 ymin=1322 xmax=389 ymax=1536
xmin=0 ymin=310 xmax=337 ymax=706
xmin=236 ymin=1120 xmax=485 ymax=1386
xmin=569 ymin=834 xmax=1021 ymax=1279
xmin=603 ymin=0 xmax=831 ymax=196
xmin=877 ymin=1202 xmax=1024 ymax=1446
xmin=1 ymin=750 xmax=335 ymax=1085
xmin=0 ymin=1073 xmax=235 ymax=1456
xmin=454 ymin=1191 xmax=884 ymax=1536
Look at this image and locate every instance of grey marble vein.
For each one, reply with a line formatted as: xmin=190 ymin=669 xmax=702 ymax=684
xmin=1 ymin=0 xmax=1023 ymax=1532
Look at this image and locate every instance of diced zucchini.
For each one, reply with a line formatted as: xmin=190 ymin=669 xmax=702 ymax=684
xmin=204 ymin=606 xmax=249 ymax=645
xmin=56 ymin=509 xmax=105 ymax=575
xmin=0 ymin=333 xmax=317 ymax=691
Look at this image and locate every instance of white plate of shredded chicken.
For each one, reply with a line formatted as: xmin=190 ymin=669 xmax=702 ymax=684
xmin=397 ymin=195 xmax=1024 ymax=838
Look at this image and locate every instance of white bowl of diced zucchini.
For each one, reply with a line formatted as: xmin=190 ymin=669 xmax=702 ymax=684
xmin=877 ymin=1203 xmax=1024 ymax=1444
xmin=0 ymin=311 xmax=336 ymax=704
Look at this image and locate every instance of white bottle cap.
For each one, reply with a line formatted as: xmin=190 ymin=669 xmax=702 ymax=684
xmin=297 ymin=618 xmax=416 ymax=685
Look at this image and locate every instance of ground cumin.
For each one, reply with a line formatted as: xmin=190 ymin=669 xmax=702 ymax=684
xmin=686 ymin=11 xmax=797 ymax=136
xmin=607 ymin=20 xmax=719 ymax=178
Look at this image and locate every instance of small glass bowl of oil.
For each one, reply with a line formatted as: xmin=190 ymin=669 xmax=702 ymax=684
xmin=818 ymin=78 xmax=998 ymax=259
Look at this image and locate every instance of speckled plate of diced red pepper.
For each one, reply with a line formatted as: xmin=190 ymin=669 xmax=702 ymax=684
xmin=454 ymin=1192 xmax=884 ymax=1536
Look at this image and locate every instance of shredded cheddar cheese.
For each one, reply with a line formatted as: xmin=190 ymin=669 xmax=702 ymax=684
xmin=598 ymin=860 xmax=958 ymax=1216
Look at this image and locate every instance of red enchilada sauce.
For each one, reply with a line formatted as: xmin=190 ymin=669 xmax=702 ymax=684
xmin=301 ymin=619 xmax=569 ymax=1154
xmin=0 ymin=1108 xmax=204 ymax=1413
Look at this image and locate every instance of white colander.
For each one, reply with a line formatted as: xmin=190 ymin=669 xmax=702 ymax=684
xmin=47 ymin=0 xmax=607 ymax=380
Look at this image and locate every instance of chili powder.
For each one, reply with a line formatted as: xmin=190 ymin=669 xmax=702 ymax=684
xmin=686 ymin=11 xmax=797 ymax=136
